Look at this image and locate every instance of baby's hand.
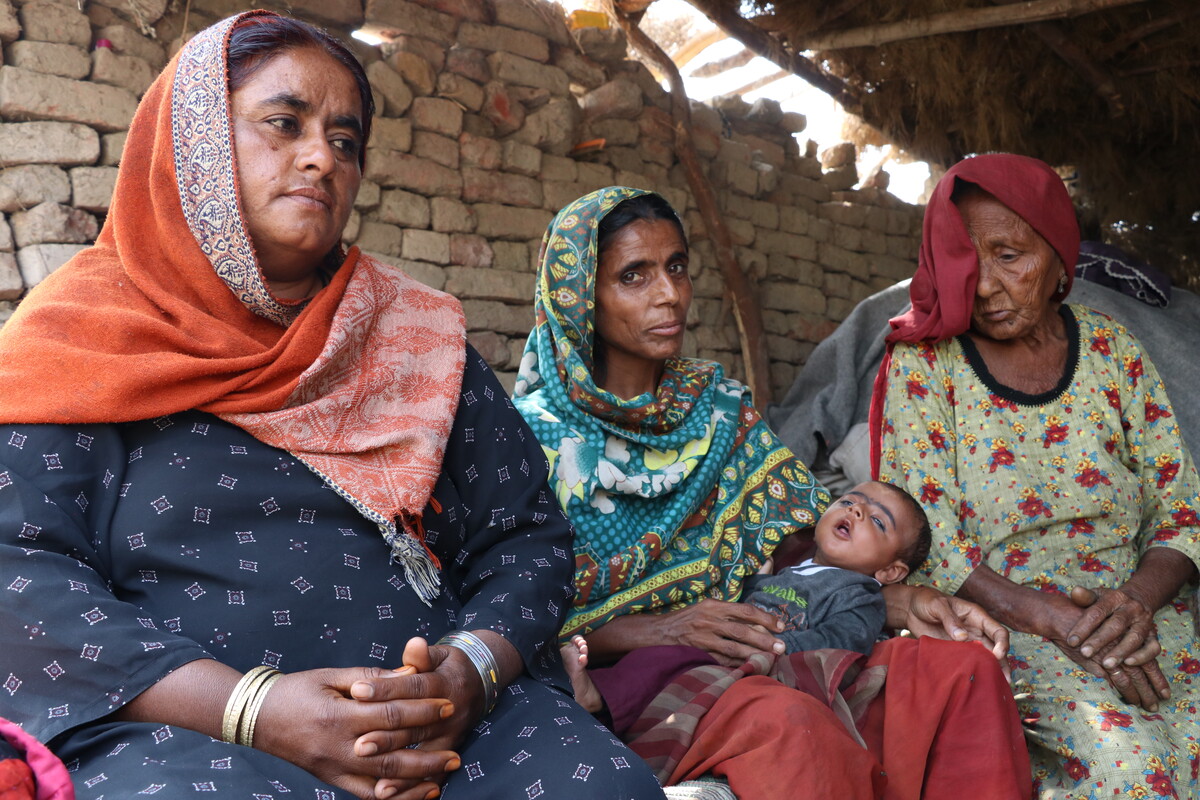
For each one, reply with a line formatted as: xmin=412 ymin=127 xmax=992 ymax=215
xmin=757 ymin=557 xmax=774 ymax=576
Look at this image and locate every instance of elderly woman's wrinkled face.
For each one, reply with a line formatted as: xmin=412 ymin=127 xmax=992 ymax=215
xmin=231 ymin=46 xmax=363 ymax=298
xmin=594 ymin=218 xmax=692 ymax=382
xmin=958 ymin=192 xmax=1063 ymax=342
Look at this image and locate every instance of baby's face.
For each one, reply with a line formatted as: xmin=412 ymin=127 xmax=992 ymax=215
xmin=813 ymin=482 xmax=916 ymax=583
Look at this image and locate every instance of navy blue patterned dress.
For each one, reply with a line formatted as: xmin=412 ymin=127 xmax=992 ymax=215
xmin=0 ymin=349 xmax=664 ymax=799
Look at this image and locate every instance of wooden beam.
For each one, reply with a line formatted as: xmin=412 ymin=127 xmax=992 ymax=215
xmin=729 ymin=68 xmax=790 ymax=97
xmin=802 ymin=0 xmax=1152 ymax=51
xmin=683 ymin=0 xmax=862 ymax=113
xmin=672 ymin=28 xmax=727 ymax=71
xmin=603 ymin=0 xmax=775 ymax=410
xmin=690 ymin=47 xmax=755 ymax=78
xmin=1028 ymin=21 xmax=1125 ymax=117
xmin=1097 ymin=6 xmax=1200 ymax=61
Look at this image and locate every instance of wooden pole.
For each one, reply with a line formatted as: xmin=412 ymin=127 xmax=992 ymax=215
xmin=802 ymin=0 xmax=1152 ymax=51
xmin=601 ymin=0 xmax=774 ymax=410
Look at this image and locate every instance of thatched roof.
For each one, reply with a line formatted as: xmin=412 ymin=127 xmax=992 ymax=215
xmin=678 ymin=0 xmax=1200 ymax=289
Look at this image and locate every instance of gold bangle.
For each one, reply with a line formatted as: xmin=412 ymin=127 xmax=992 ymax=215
xmin=221 ymin=666 xmax=276 ymax=744
xmin=240 ymin=670 xmax=282 ymax=749
xmin=234 ymin=667 xmax=277 ymax=745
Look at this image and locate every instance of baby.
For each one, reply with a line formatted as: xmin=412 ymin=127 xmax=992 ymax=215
xmin=741 ymin=480 xmax=932 ymax=656
xmin=564 ymin=481 xmax=931 ymax=715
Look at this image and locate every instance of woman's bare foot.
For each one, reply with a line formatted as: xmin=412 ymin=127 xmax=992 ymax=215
xmin=561 ymin=634 xmax=603 ymax=713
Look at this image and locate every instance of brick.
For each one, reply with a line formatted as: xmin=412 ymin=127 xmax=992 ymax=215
xmin=432 ymin=197 xmax=476 ymax=232
xmin=412 ymin=131 xmax=460 ymax=169
xmin=819 ymin=201 xmax=867 ymax=227
xmin=386 ymin=50 xmax=436 ymax=97
xmin=872 ymin=254 xmax=916 ymax=283
xmin=886 ymin=209 xmax=913 ymax=236
xmin=449 ymin=232 xmax=490 ymax=266
xmin=493 ymin=0 xmax=570 ymax=45
xmin=401 ymin=229 xmax=450 ymax=264
xmin=0 ymin=67 xmax=137 ymax=133
xmin=436 ymin=72 xmax=483 ymax=112
xmin=0 ymin=251 xmax=20 ymax=298
xmin=716 ymin=140 xmax=752 ymax=167
xmin=480 ymin=82 xmax=525 ymax=137
xmin=0 ymin=164 xmax=69 ymax=211
xmin=778 ymin=206 xmax=809 ymax=236
xmin=590 ymin=118 xmax=638 ymax=147
xmin=275 ymin=0 xmax=363 ymax=27
xmin=410 ymin=0 xmax=489 ymax=23
xmin=491 ymin=240 xmax=529 ymax=271
xmin=446 ymin=45 xmax=490 ymax=84
xmin=355 ymin=221 xmax=403 ymax=256
xmin=576 ymin=162 xmax=613 ymax=186
xmin=461 ymin=298 xmax=533 ymax=335
xmin=377 ymin=189 xmax=431 ymax=228
xmin=757 ymin=229 xmax=817 ymax=260
xmin=543 ymin=180 xmax=593 ymax=212
xmin=7 ymin=41 xmax=89 ymax=79
xmin=90 ymin=48 xmax=155 ymax=97
xmin=711 ymin=161 xmax=758 ymax=197
xmin=486 ymin=51 xmax=568 ymax=95
xmin=474 ymin=204 xmax=551 ymax=241
xmin=885 ymin=234 xmax=915 ymax=260
xmin=462 ymin=167 xmax=542 ymax=208
xmin=354 ymin=179 xmax=381 ymax=210
xmin=370 ymin=117 xmax=413 ymax=152
xmin=760 ymin=281 xmax=826 ymax=316
xmin=69 ymin=166 xmax=117 ymax=212
xmin=364 ymin=0 xmax=459 ymax=47
xmin=0 ymin=0 xmax=17 ymax=44
xmin=459 ymin=22 xmax=549 ymax=63
xmin=501 ymin=140 xmax=541 ymax=178
xmin=468 ymin=330 xmax=510 ymax=369
xmin=746 ymin=200 xmax=779 ymax=231
xmin=444 ymin=265 xmax=530 ymax=303
xmin=552 ymin=44 xmax=605 ymax=90
xmin=539 ymin=154 xmax=575 ymax=182
xmin=96 ymin=24 xmax=166 ymax=69
xmin=781 ymin=174 xmax=831 ymax=204
xmin=0 ymin=215 xmax=10 ymax=250
xmin=832 ymin=224 xmax=862 ymax=252
xmin=381 ymin=35 xmax=447 ymax=75
xmin=573 ymin=25 xmax=627 ymax=63
xmin=88 ymin=0 xmax=166 ymax=25
xmin=808 ymin=217 xmax=832 ymax=244
xmin=15 ymin=241 xmax=84 ymax=286
xmin=411 ymin=97 xmax=463 ymax=138
xmin=459 ymin=132 xmax=502 ymax=170
xmin=511 ymin=97 xmax=579 ymax=157
xmin=738 ymin=133 xmax=786 ymax=170
xmin=364 ymin=251 xmax=446 ymax=290
xmin=366 ymin=61 xmax=413 ymax=117
xmin=580 ymin=78 xmax=643 ymax=124
xmin=819 ymin=243 xmax=868 ymax=277
xmin=11 ymin=201 xmax=96 ymax=246
xmin=860 ymin=228 xmax=888 ymax=256
xmin=99 ymin=130 xmax=125 ymax=165
xmin=735 ymin=246 xmax=767 ymax=281
xmin=18 ymin=1 xmax=88 ymax=46
xmin=365 ymin=152 xmax=463 ymax=197
xmin=822 ymin=165 xmax=857 ymax=191
xmin=602 ymin=148 xmax=640 ymax=178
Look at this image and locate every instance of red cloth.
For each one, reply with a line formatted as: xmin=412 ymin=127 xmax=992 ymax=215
xmin=621 ymin=638 xmax=1029 ymax=799
xmin=869 ymin=153 xmax=1080 ymax=475
xmin=0 ymin=719 xmax=73 ymax=800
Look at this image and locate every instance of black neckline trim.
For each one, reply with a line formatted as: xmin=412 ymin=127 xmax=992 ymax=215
xmin=956 ymin=305 xmax=1080 ymax=407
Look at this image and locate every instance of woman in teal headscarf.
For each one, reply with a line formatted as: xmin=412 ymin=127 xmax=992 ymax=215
xmin=513 ymin=188 xmax=1032 ymax=798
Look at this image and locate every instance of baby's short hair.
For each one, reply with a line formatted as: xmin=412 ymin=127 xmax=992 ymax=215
xmin=874 ymin=481 xmax=932 ymax=574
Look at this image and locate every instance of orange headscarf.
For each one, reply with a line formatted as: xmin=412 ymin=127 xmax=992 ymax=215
xmin=0 ymin=12 xmax=466 ymax=602
xmin=868 ymin=153 xmax=1080 ymax=476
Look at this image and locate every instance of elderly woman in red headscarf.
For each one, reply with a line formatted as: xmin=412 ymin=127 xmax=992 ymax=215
xmin=872 ymin=153 xmax=1200 ymax=797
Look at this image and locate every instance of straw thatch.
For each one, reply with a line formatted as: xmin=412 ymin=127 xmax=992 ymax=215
xmin=686 ymin=0 xmax=1200 ymax=289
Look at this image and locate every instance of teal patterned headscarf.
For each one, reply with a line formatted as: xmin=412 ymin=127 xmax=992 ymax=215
xmin=513 ymin=187 xmax=830 ymax=638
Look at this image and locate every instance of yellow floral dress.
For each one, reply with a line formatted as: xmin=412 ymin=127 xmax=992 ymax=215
xmin=880 ymin=304 xmax=1200 ymax=799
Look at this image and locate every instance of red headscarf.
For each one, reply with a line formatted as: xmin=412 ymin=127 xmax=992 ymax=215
xmin=868 ymin=153 xmax=1080 ymax=475
xmin=0 ymin=12 xmax=466 ymax=602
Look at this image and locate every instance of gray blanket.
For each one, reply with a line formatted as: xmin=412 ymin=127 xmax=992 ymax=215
xmin=768 ymin=279 xmax=1200 ymax=465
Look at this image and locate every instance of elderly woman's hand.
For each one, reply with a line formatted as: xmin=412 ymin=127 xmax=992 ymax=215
xmin=252 ymin=666 xmax=459 ymax=800
xmin=884 ymin=583 xmax=1010 ymax=664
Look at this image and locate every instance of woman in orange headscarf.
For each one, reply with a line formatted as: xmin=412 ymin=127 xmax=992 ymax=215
xmin=873 ymin=153 xmax=1200 ymax=797
xmin=0 ymin=13 xmax=663 ymax=800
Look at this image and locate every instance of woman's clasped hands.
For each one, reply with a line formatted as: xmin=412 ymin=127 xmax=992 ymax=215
xmin=253 ymin=636 xmax=487 ymax=800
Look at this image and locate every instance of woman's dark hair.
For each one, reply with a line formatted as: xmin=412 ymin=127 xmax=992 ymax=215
xmin=597 ymin=193 xmax=687 ymax=256
xmin=227 ymin=15 xmax=374 ymax=167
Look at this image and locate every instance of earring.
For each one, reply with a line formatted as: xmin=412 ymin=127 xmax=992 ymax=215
xmin=1057 ymin=271 xmax=1068 ymax=294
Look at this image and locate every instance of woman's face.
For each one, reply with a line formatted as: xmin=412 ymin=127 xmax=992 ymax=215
xmin=230 ymin=46 xmax=363 ymax=298
xmin=594 ymin=217 xmax=692 ymax=385
xmin=958 ymin=192 xmax=1063 ymax=341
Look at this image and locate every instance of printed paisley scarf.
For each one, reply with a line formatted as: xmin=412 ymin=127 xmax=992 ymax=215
xmin=513 ymin=187 xmax=829 ymax=637
xmin=0 ymin=12 xmax=465 ymax=602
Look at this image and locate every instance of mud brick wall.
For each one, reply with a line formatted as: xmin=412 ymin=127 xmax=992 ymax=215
xmin=0 ymin=0 xmax=923 ymax=398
